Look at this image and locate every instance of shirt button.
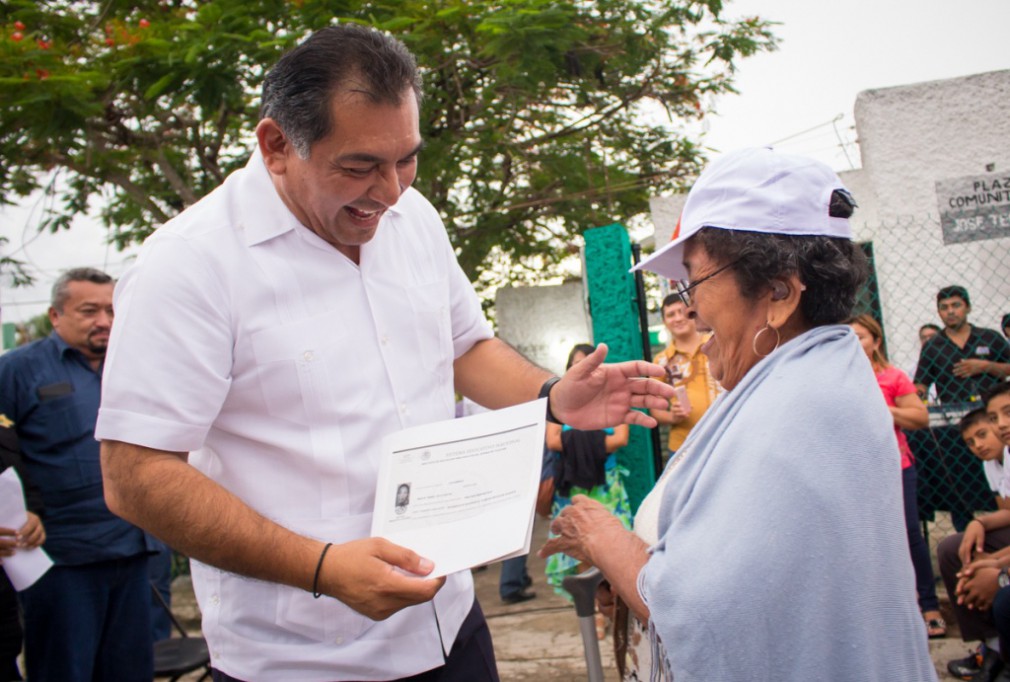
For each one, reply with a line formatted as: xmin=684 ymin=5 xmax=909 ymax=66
xmin=335 ymin=636 xmax=344 ymax=645
xmin=303 ymin=351 xmax=314 ymax=361
xmin=380 ymin=335 xmax=389 ymax=345
xmin=210 ymin=594 xmax=220 ymax=606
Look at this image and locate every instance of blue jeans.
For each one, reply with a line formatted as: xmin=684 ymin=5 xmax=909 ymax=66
xmin=902 ymin=465 xmax=939 ymax=612
xmin=20 ymin=554 xmax=153 ymax=682
xmin=499 ymin=554 xmax=532 ymax=600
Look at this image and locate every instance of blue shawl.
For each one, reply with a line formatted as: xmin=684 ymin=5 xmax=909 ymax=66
xmin=639 ymin=325 xmax=936 ymax=681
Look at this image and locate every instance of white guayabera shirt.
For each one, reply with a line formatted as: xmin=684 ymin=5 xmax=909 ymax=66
xmin=97 ymin=150 xmax=493 ymax=681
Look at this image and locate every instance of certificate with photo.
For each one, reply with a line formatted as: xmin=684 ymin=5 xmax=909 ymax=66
xmin=370 ymin=398 xmax=546 ymax=578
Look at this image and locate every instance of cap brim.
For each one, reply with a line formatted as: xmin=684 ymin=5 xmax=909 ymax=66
xmin=631 ymin=234 xmax=690 ymax=280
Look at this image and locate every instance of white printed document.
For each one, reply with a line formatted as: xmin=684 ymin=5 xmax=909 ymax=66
xmin=0 ymin=467 xmax=53 ymax=591
xmin=370 ymin=399 xmax=546 ymax=578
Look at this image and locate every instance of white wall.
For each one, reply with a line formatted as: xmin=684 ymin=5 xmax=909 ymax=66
xmin=850 ymin=69 xmax=1010 ymax=371
xmin=495 ymin=280 xmax=592 ymax=375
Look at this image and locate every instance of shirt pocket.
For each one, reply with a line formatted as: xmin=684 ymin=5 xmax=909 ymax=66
xmin=249 ymin=313 xmax=366 ymax=425
xmin=405 ymin=280 xmax=452 ymax=374
xmin=31 ymin=393 xmax=101 ymax=487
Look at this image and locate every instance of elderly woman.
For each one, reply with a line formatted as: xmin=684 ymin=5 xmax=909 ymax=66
xmin=541 ymin=148 xmax=936 ymax=680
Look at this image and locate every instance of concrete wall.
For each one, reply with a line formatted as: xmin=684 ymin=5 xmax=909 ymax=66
xmin=848 ymin=69 xmax=1010 ymax=372
xmin=495 ymin=280 xmax=592 ymax=376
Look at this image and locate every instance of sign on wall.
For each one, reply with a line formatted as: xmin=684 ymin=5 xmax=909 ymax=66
xmin=935 ymin=172 xmax=1010 ymax=244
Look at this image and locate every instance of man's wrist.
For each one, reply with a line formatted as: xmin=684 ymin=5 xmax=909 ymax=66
xmin=539 ymin=377 xmax=562 ymax=424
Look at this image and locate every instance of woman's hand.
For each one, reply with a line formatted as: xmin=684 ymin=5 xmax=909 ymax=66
xmin=539 ymin=495 xmax=627 ymax=566
xmin=596 ymin=580 xmax=617 ymax=620
xmin=959 ymin=520 xmax=986 ymax=567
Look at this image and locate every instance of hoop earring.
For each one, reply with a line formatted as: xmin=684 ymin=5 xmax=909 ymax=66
xmin=752 ymin=324 xmax=781 ymax=358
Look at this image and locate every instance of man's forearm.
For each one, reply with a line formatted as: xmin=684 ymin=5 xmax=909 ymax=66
xmin=101 ymin=440 xmax=321 ymax=592
xmin=454 ymin=338 xmax=551 ymax=409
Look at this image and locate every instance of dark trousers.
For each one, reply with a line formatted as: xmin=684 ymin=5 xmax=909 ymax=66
xmin=19 ymin=554 xmax=153 ymax=682
xmin=148 ymin=539 xmax=173 ymax=641
xmin=0 ymin=573 xmax=23 ymax=682
xmin=993 ymin=586 xmax=1010 ymax=663
xmin=211 ymin=598 xmax=498 ymax=682
xmin=939 ymin=525 xmax=1010 ymax=642
xmin=498 ymin=554 xmax=532 ymax=600
xmin=903 ymin=465 xmax=940 ymax=612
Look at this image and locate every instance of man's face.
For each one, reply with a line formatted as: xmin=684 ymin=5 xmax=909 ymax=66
xmin=49 ymin=280 xmax=114 ymax=361
xmin=963 ymin=421 xmax=1004 ymax=460
xmin=919 ymin=327 xmax=938 ymax=347
xmin=662 ymin=300 xmax=693 ymax=338
xmin=268 ymin=88 xmax=422 ymax=261
xmin=937 ymin=295 xmax=969 ymax=331
xmin=988 ymin=393 xmax=1010 ymax=446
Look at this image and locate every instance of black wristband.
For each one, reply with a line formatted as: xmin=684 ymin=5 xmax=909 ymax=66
xmin=539 ymin=376 xmax=562 ymax=424
xmin=312 ymin=542 xmax=333 ymax=599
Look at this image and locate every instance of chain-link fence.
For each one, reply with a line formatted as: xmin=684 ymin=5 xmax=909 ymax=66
xmin=853 ymin=214 xmax=1010 ymax=548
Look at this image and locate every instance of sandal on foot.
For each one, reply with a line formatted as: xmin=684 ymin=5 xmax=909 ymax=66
xmin=925 ymin=616 xmax=947 ymax=639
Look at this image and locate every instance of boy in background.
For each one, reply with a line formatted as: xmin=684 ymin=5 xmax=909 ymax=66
xmin=941 ymin=385 xmax=1010 ymax=681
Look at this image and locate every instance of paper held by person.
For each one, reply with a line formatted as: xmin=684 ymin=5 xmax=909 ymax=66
xmin=0 ymin=467 xmax=53 ymax=591
xmin=370 ymin=398 xmax=546 ymax=578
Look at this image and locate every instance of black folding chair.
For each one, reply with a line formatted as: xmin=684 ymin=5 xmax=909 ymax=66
xmin=151 ymin=582 xmax=211 ymax=681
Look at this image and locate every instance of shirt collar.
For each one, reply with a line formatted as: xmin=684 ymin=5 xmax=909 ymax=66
xmin=49 ymin=330 xmax=102 ymax=370
xmin=236 ymin=147 xmax=405 ymax=248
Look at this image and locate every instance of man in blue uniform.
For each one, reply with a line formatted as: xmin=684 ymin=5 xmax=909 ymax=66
xmin=0 ymin=267 xmax=154 ymax=681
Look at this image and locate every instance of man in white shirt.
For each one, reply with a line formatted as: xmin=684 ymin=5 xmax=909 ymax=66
xmin=96 ymin=25 xmax=673 ymax=682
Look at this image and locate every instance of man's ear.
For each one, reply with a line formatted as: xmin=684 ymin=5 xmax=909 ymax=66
xmin=256 ymin=118 xmax=291 ymax=175
xmin=766 ymin=274 xmax=805 ymax=330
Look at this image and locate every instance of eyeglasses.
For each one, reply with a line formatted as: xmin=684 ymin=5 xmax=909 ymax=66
xmin=673 ymin=258 xmax=741 ymax=307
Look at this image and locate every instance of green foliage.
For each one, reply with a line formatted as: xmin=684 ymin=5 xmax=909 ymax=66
xmin=0 ymin=0 xmax=775 ymax=287
xmin=19 ymin=311 xmax=53 ymax=343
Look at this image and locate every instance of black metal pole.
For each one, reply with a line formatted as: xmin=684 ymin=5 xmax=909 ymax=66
xmin=630 ymin=242 xmax=664 ymax=480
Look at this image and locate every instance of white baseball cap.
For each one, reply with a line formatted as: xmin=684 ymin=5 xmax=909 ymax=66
xmin=633 ymin=147 xmax=854 ymax=281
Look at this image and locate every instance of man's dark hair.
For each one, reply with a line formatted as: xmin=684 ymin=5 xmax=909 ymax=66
xmin=983 ymin=382 xmax=1010 ymax=410
xmin=51 ymin=267 xmax=113 ymax=313
xmin=661 ymin=292 xmax=687 ymax=311
xmin=959 ymin=408 xmax=990 ymax=434
xmin=919 ymin=323 xmax=941 ymax=335
xmin=260 ymin=24 xmax=422 ymax=158
xmin=937 ymin=285 xmax=970 ymax=308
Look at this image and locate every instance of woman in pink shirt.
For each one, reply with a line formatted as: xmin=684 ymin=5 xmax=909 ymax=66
xmin=850 ymin=314 xmax=944 ymax=637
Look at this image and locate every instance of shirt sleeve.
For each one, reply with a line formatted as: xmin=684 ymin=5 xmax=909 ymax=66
xmin=96 ymin=233 xmax=234 ymax=453
xmin=913 ymin=343 xmax=934 ymax=387
xmin=890 ymin=366 xmax=918 ymax=398
xmin=991 ymin=332 xmax=1010 ymax=364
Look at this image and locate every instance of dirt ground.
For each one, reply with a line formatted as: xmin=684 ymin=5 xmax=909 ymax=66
xmin=164 ymin=512 xmax=970 ymax=680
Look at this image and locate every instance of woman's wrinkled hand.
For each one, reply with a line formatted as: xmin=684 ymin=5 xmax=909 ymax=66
xmin=538 ymin=495 xmax=626 ymax=566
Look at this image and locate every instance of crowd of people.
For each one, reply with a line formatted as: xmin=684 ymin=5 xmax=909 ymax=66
xmin=1 ymin=23 xmax=1009 ymax=682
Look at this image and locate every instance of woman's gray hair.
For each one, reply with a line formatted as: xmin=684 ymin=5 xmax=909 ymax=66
xmin=692 ymin=228 xmax=868 ymax=326
xmin=260 ymin=24 xmax=422 ymax=159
